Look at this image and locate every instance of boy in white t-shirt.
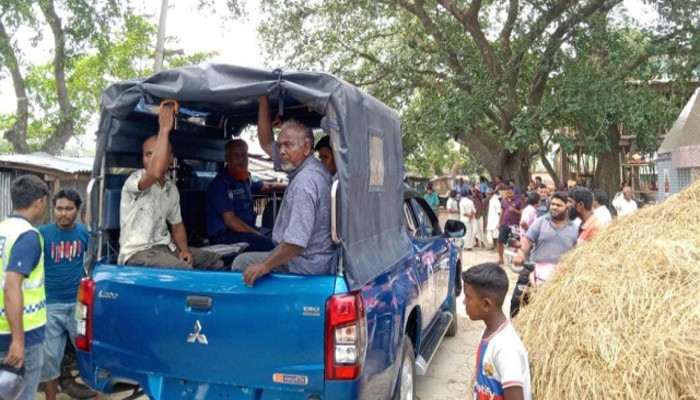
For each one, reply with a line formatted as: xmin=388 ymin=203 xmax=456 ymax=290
xmin=462 ymin=263 xmax=532 ymax=400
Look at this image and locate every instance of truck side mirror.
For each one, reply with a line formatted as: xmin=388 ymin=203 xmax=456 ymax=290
xmin=444 ymin=220 xmax=466 ymax=238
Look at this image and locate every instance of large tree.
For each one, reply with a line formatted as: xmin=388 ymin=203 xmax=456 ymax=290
xmin=0 ymin=2 xmax=215 ymax=154
xmin=0 ymin=0 xmax=123 ymax=154
xmin=257 ymin=0 xmax=700 ymax=187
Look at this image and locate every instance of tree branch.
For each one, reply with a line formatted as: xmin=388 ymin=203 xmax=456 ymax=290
xmin=0 ymin=18 xmax=30 ymax=153
xmin=527 ymin=0 xmax=621 ymax=108
xmin=436 ymin=0 xmax=503 ymax=78
xmin=387 ymin=0 xmax=468 ymax=79
xmin=535 ymin=131 xmax=560 ymax=184
xmin=617 ymin=27 xmax=694 ymax=78
xmin=39 ymin=0 xmax=76 ymax=154
xmin=499 ymin=0 xmax=519 ymax=66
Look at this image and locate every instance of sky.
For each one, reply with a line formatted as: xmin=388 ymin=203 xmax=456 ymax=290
xmin=0 ymin=0 xmax=656 ymax=153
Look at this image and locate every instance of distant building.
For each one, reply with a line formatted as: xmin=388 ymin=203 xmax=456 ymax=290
xmin=0 ymin=152 xmax=93 ymax=219
xmin=657 ymin=88 xmax=700 ymax=201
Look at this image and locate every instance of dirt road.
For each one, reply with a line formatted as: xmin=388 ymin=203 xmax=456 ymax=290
xmin=41 ymin=247 xmax=512 ymax=400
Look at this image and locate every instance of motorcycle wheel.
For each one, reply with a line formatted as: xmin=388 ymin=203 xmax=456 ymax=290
xmin=504 ymin=249 xmax=524 ymax=273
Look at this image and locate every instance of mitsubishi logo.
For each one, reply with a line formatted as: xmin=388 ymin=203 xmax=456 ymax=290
xmin=186 ymin=320 xmax=208 ymax=344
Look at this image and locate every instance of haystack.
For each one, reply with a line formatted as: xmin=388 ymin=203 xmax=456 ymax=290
xmin=515 ymin=180 xmax=700 ymax=400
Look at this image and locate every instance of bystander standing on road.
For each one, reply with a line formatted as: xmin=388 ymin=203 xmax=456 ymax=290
xmin=519 ymin=193 xmax=540 ymax=236
xmin=485 ymin=189 xmax=501 ymax=250
xmin=423 ymin=183 xmax=440 ymax=214
xmin=612 ymin=186 xmax=638 ymax=217
xmin=460 ymin=190 xmax=476 ymax=250
xmin=497 ymin=186 xmax=524 ymax=265
xmin=38 ymin=190 xmax=91 ymax=400
xmin=592 ymin=189 xmax=613 ymax=226
xmin=471 ymin=186 xmax=486 ymax=248
xmin=568 ymin=187 xmax=604 ymax=244
xmin=510 ymin=192 xmax=579 ymax=317
xmin=454 ymin=178 xmax=465 ymax=201
xmin=446 ymin=190 xmax=460 ymax=220
xmin=0 ymin=175 xmax=51 ymax=400
xmin=536 ymin=184 xmax=550 ymax=217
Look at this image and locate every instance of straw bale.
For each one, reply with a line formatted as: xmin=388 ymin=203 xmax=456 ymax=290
xmin=514 ymin=180 xmax=700 ymax=400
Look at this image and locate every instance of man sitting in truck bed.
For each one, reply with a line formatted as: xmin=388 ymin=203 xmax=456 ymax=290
xmin=230 ymin=96 xmax=334 ymax=286
xmin=118 ymin=104 xmax=224 ymax=270
xmin=206 ymin=139 xmax=286 ymax=252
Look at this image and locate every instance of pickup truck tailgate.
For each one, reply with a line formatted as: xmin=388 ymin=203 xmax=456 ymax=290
xmin=90 ymin=265 xmax=336 ymax=394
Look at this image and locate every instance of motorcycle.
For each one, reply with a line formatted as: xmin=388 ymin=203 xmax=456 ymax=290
xmin=514 ymin=260 xmax=559 ymax=311
xmin=503 ymin=228 xmax=523 ymax=273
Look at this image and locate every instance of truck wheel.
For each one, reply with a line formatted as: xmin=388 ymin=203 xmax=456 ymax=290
xmin=446 ymin=286 xmax=459 ymax=337
xmin=392 ymin=335 xmax=415 ymax=400
xmin=59 ymin=341 xmax=97 ymax=399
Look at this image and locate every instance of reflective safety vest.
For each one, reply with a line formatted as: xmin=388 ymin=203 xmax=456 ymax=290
xmin=0 ymin=217 xmax=46 ymax=334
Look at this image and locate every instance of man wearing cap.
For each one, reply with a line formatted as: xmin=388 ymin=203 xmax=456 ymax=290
xmin=314 ymin=135 xmax=337 ymax=179
xmin=207 ymin=139 xmax=286 ymax=252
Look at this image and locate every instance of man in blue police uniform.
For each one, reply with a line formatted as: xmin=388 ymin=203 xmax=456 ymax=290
xmin=0 ymin=175 xmax=51 ymax=400
xmin=207 ymin=139 xmax=286 ymax=252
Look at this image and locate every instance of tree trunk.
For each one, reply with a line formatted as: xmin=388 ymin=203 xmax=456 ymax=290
xmin=0 ymin=19 xmax=30 ymax=154
xmin=594 ymin=124 xmax=621 ymax=199
xmin=494 ymin=147 xmax=532 ymax=189
xmin=456 ymin=128 xmax=532 ymax=187
xmin=39 ymin=0 xmax=75 ymax=155
xmin=154 ymin=0 xmax=169 ymax=72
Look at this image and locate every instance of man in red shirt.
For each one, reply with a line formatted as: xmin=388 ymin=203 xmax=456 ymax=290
xmin=568 ymin=186 xmax=603 ymax=244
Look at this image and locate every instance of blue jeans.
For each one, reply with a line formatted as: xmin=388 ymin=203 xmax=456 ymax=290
xmin=41 ymin=302 xmax=78 ymax=381
xmin=0 ymin=342 xmax=43 ymax=400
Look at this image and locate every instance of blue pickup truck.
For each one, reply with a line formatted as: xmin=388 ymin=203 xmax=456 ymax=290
xmin=77 ymin=65 xmax=466 ymax=400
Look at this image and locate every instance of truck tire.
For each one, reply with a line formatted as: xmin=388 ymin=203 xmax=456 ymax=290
xmin=445 ymin=285 xmax=459 ymax=337
xmin=391 ymin=335 xmax=415 ymax=400
xmin=59 ymin=342 xmax=97 ymax=399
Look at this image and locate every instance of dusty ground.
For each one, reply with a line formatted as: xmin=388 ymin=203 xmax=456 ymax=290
xmin=38 ymin=247 xmax=515 ymax=400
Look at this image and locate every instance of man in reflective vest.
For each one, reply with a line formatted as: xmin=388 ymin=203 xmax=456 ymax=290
xmin=0 ymin=175 xmax=50 ymax=400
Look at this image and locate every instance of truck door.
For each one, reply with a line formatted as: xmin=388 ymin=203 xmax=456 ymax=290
xmin=403 ymin=199 xmax=435 ymax=329
xmin=409 ymin=198 xmax=451 ymax=323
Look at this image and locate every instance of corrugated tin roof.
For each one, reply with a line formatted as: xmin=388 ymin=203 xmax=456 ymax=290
xmin=0 ymin=152 xmax=93 ymax=174
xmin=249 ymin=156 xmax=287 ymax=182
xmin=658 ymin=88 xmax=700 ymax=154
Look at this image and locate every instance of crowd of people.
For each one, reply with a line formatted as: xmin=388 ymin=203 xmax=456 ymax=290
xmin=435 ymin=175 xmax=641 ymax=400
xmin=424 ymin=175 xmax=638 ymax=255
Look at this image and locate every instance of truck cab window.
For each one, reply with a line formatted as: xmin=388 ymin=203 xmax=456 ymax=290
xmin=403 ymin=201 xmax=419 ymax=237
xmin=411 ymin=198 xmax=442 ymax=237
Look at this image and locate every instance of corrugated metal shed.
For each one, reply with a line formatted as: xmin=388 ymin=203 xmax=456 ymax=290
xmin=249 ymin=155 xmax=288 ymax=182
xmin=0 ymin=152 xmax=93 ymax=175
xmin=0 ymin=170 xmax=35 ymax=218
xmin=658 ymin=88 xmax=700 ymax=157
xmin=0 ymin=153 xmax=93 ymax=219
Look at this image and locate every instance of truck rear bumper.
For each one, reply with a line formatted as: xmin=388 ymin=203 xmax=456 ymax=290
xmin=78 ymin=352 xmax=361 ymax=400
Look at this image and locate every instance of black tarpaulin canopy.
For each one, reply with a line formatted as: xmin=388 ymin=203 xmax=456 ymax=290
xmin=95 ymin=63 xmax=412 ymax=290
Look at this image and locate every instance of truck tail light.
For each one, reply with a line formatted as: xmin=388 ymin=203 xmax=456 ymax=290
xmin=76 ymin=278 xmax=95 ymax=352
xmin=325 ymin=292 xmax=366 ymax=380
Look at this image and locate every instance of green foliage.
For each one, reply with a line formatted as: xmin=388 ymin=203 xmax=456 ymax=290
xmin=256 ymin=0 xmax=700 ymax=179
xmin=4 ymin=10 xmax=217 ymax=151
